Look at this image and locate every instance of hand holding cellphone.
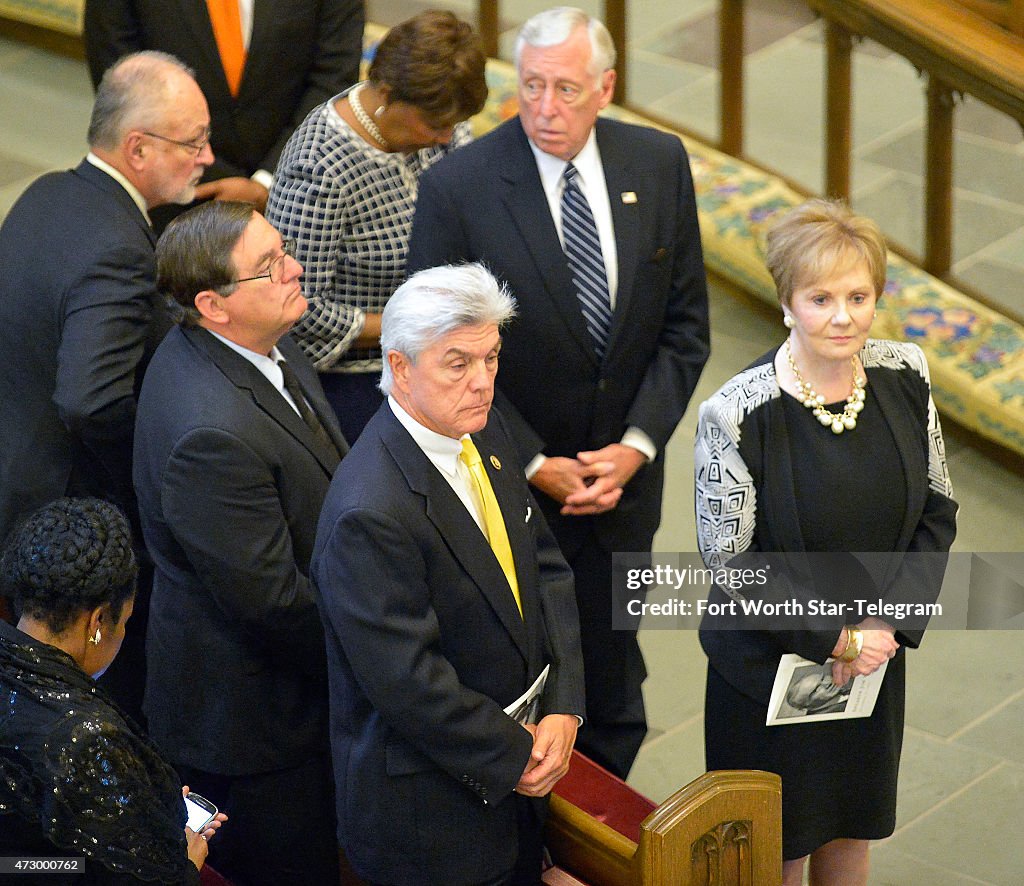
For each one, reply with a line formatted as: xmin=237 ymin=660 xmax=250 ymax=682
xmin=183 ymin=791 xmax=218 ymax=833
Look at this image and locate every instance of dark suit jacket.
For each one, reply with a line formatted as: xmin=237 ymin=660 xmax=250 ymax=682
xmin=0 ymin=160 xmax=167 ymax=541
xmin=312 ymin=403 xmax=585 ymax=885
xmin=133 ymin=326 xmax=348 ymax=775
xmin=84 ymin=0 xmax=364 ymax=180
xmin=407 ymin=116 xmax=710 ymax=557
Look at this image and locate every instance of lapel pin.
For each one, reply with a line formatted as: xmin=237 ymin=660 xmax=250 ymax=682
xmin=490 ymin=455 xmax=501 ymax=470
xmin=621 ymin=191 xmax=637 ymax=204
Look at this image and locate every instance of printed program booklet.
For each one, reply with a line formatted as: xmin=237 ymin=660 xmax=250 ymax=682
xmin=503 ymin=665 xmax=550 ymax=725
xmin=766 ymin=654 xmax=887 ymax=726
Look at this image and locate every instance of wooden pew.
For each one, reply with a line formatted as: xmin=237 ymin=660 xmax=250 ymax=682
xmin=545 ymin=752 xmax=782 ymax=886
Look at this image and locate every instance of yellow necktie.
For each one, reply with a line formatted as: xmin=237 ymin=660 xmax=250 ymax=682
xmin=460 ymin=438 xmax=522 ymax=618
xmin=206 ymin=0 xmax=246 ymax=96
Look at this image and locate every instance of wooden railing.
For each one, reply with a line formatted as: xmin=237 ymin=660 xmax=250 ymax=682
xmin=805 ymin=0 xmax=1024 ymax=283
xmin=958 ymin=0 xmax=1024 ymax=35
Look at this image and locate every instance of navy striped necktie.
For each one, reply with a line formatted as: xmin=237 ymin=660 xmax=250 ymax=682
xmin=561 ymin=162 xmax=612 ymax=358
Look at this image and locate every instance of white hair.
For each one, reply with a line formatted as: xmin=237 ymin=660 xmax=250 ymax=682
xmin=514 ymin=6 xmax=616 ymax=81
xmin=88 ymin=51 xmax=196 ymax=150
xmin=379 ymin=263 xmax=517 ymax=395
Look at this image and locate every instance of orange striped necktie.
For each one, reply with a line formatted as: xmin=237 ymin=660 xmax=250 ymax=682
xmin=206 ymin=0 xmax=246 ymax=96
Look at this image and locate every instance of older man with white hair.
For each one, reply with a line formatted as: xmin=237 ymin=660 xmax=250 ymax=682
xmin=409 ymin=6 xmax=710 ymax=778
xmin=312 ymin=263 xmax=585 ymax=886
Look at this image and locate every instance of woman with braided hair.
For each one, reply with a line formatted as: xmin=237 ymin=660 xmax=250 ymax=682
xmin=0 ymin=498 xmax=225 ymax=883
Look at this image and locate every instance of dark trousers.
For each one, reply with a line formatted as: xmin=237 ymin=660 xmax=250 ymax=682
xmin=366 ymin=795 xmax=545 ymax=886
xmin=175 ymin=753 xmax=338 ymax=886
xmin=568 ymin=539 xmax=648 ymax=780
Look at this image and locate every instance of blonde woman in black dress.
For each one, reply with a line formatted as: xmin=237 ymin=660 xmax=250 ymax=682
xmin=695 ymin=200 xmax=957 ymax=885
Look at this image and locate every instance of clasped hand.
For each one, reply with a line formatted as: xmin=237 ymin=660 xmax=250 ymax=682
xmin=531 ymin=444 xmax=646 ymax=516
xmin=831 ymin=617 xmax=899 ymax=686
xmin=515 ymin=714 xmax=579 ymax=798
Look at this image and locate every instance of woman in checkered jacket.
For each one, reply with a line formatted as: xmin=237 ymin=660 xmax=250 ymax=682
xmin=266 ymin=11 xmax=487 ymax=443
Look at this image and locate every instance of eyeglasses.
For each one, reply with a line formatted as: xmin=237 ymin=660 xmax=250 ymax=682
xmin=234 ymin=239 xmax=297 ymax=285
xmin=142 ymin=128 xmax=212 ymax=156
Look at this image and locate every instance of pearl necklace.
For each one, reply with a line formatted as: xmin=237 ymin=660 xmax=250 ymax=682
xmin=785 ymin=339 xmax=866 ymax=434
xmin=349 ymin=83 xmax=389 ymax=150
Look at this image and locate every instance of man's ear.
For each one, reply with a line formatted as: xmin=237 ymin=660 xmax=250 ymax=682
xmin=194 ymin=289 xmax=229 ymax=325
xmin=597 ymin=69 xmax=616 ymax=110
xmin=123 ymin=131 xmax=148 ymax=170
xmin=387 ymin=350 xmax=411 ymax=393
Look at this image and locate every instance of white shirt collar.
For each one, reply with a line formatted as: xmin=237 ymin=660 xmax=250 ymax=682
xmin=86 ymin=152 xmax=151 ymax=225
xmin=528 ymin=127 xmax=601 ymax=201
xmin=207 ymin=328 xmax=287 ymax=390
xmin=388 ymin=396 xmax=464 ymax=479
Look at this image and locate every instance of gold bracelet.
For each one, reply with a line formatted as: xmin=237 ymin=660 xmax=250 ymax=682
xmin=839 ymin=626 xmax=863 ymax=662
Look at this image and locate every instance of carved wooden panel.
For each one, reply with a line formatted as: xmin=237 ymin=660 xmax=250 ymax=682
xmin=690 ymin=820 xmax=753 ymax=886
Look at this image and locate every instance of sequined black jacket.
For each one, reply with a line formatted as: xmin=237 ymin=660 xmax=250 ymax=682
xmin=0 ymin=621 xmax=199 ymax=884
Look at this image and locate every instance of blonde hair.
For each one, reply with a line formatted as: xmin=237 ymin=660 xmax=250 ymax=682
xmin=765 ymin=199 xmax=887 ymax=306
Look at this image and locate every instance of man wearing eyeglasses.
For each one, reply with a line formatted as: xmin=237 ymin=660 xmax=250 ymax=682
xmin=84 ymin=0 xmax=364 ymax=228
xmin=134 ymin=200 xmax=347 ymax=886
xmin=408 ymin=6 xmax=711 ymax=781
xmin=0 ymin=51 xmax=212 ymax=719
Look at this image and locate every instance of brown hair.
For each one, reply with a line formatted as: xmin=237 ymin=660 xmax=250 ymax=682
xmin=157 ymin=200 xmax=255 ymax=326
xmin=765 ymin=199 xmax=887 ymax=306
xmin=369 ymin=11 xmax=488 ymax=125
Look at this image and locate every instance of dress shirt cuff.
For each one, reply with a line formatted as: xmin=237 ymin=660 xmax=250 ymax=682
xmin=620 ymin=427 xmax=657 ymax=463
xmin=251 ymin=169 xmax=274 ymax=191
xmin=524 ymin=453 xmax=546 ymax=480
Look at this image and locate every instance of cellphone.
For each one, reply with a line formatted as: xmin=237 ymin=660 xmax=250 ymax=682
xmin=183 ymin=792 xmax=218 ymax=833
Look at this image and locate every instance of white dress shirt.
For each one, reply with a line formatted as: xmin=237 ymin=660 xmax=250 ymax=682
xmin=524 ymin=130 xmax=657 ymax=472
xmin=388 ymin=396 xmax=486 ymax=533
xmin=528 ymin=130 xmax=618 ymax=305
xmin=206 ymin=329 xmax=305 ymax=418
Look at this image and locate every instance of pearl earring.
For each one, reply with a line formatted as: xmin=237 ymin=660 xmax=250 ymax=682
xmin=783 ymin=315 xmax=795 ymax=329
xmin=375 ymin=105 xmax=385 ymax=119
xmin=89 ymin=628 xmax=102 ymax=646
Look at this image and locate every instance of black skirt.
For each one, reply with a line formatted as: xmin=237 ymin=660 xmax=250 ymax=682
xmin=704 ymin=656 xmax=905 ymax=860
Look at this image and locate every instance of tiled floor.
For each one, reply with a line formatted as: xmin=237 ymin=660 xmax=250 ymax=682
xmin=1 ymin=3 xmax=1022 ymax=882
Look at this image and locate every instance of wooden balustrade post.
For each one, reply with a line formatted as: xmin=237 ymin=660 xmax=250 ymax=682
xmin=605 ymin=0 xmax=627 ymax=104
xmin=478 ymin=0 xmax=499 ymax=61
xmin=824 ymin=20 xmax=853 ymax=200
xmin=925 ymin=76 xmax=956 ymax=277
xmin=720 ymin=0 xmax=745 ymax=155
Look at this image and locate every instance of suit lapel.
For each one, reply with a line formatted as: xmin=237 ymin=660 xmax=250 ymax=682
xmin=74 ymin=160 xmax=156 ymax=247
xmin=868 ymin=362 xmax=928 ymax=568
xmin=499 ymin=120 xmax=598 ymax=366
xmin=278 ymin=336 xmax=350 ymax=459
xmin=595 ymin=119 xmax=641 ymax=355
xmin=378 ymin=409 xmax=530 ymax=662
xmin=242 ymin=0 xmax=273 ymax=96
xmin=187 ymin=328 xmax=340 ymax=475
